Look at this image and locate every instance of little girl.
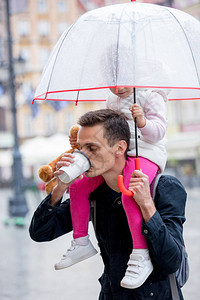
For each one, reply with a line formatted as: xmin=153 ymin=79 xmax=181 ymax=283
xmin=54 ymin=87 xmax=168 ymax=289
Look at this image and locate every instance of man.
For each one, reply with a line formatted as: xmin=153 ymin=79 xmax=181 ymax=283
xmin=29 ymin=109 xmax=186 ymax=299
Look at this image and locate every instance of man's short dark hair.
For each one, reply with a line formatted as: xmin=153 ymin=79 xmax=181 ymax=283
xmin=78 ymin=109 xmax=130 ymax=155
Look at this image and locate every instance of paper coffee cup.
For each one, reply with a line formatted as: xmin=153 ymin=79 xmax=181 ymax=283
xmin=58 ymin=150 xmax=91 ymax=184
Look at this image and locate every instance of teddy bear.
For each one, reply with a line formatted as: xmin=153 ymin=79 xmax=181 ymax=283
xmin=38 ymin=125 xmax=80 ymax=194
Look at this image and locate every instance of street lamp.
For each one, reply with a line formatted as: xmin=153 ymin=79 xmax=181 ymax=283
xmin=5 ymin=0 xmax=28 ymax=226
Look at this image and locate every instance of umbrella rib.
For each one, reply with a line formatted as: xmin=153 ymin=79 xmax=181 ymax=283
xmin=75 ymin=91 xmax=80 ymax=106
xmin=45 ymin=22 xmax=78 ymax=97
xmin=75 ymin=25 xmax=100 ymax=98
xmin=165 ymin=8 xmax=200 ymax=86
xmin=115 ymin=4 xmax=128 ymax=87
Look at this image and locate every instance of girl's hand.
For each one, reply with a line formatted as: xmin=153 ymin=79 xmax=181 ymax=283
xmin=49 ymin=153 xmax=83 ymax=206
xmin=129 ymin=104 xmax=146 ymax=128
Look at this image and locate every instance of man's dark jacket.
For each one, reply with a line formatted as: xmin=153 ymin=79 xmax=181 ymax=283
xmin=29 ymin=175 xmax=186 ymax=300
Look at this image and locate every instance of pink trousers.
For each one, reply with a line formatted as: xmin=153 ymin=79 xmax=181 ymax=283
xmin=69 ymin=156 xmax=158 ymax=249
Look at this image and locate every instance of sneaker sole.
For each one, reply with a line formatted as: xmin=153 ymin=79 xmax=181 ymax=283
xmin=54 ymin=248 xmax=98 ymax=270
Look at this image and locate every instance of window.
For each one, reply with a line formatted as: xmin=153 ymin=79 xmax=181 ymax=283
xmin=38 ymin=0 xmax=47 ymax=13
xmin=19 ymin=49 xmax=30 ymax=62
xmin=58 ymin=22 xmax=69 ymax=35
xmin=39 ymin=21 xmax=49 ymax=37
xmin=180 ymin=102 xmax=200 ymax=125
xmin=45 ymin=113 xmax=57 ymax=135
xmin=57 ymin=0 xmax=68 ymax=13
xmin=18 ymin=20 xmax=30 ymax=37
xmin=39 ymin=48 xmax=50 ymax=67
xmin=38 ymin=21 xmax=49 ymax=37
xmin=24 ymin=114 xmax=34 ymax=136
xmin=65 ymin=112 xmax=74 ymax=133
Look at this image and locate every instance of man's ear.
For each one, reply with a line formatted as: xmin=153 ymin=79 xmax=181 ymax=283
xmin=115 ymin=140 xmax=127 ymax=157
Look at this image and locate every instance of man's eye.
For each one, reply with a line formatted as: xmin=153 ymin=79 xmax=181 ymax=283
xmin=88 ymin=146 xmax=97 ymax=152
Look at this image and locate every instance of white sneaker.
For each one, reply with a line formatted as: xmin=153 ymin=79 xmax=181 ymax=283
xmin=54 ymin=239 xmax=98 ymax=270
xmin=120 ymin=249 xmax=153 ymax=289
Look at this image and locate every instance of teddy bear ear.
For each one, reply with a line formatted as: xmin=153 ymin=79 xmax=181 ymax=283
xmin=69 ymin=125 xmax=80 ymax=137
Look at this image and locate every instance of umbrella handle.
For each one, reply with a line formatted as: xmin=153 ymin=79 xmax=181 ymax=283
xmin=117 ymin=157 xmax=141 ymax=197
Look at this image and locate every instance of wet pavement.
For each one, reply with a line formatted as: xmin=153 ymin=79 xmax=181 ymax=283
xmin=0 ymin=186 xmax=199 ymax=300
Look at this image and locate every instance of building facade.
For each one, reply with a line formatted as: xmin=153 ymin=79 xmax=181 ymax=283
xmin=0 ymin=0 xmax=200 ymax=185
xmin=0 ymin=0 xmax=107 ymax=145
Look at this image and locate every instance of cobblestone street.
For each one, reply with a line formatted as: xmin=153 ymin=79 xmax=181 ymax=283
xmin=0 ymin=186 xmax=199 ymax=300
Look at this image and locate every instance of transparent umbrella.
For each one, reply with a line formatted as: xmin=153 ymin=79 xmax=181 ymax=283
xmin=33 ymin=0 xmax=200 ymax=104
xmin=33 ymin=0 xmax=200 ymax=194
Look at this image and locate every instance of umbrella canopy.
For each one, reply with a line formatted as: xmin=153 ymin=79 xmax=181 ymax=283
xmin=33 ymin=1 xmax=200 ymax=104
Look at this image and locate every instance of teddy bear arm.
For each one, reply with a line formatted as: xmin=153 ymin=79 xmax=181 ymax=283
xmin=38 ymin=165 xmax=54 ymax=182
xmin=48 ymin=153 xmax=65 ymax=170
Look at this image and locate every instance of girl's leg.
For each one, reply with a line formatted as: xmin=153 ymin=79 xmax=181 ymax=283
xmin=122 ymin=156 xmax=159 ymax=249
xmin=54 ymin=175 xmax=104 ymax=270
xmin=120 ymin=156 xmax=159 ymax=288
xmin=69 ymin=175 xmax=104 ymax=239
